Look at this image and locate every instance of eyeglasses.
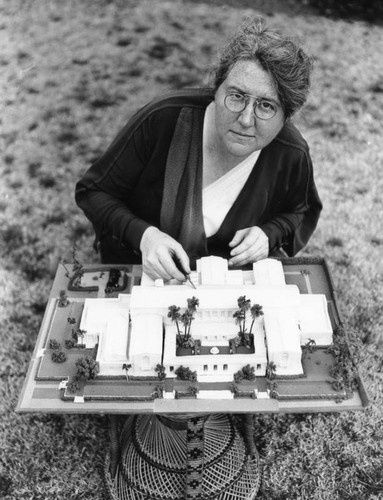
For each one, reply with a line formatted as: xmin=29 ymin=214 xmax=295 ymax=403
xmin=224 ymin=92 xmax=279 ymax=120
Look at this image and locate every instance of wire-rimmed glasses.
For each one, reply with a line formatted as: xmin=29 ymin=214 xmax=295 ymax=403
xmin=224 ymin=92 xmax=279 ymax=120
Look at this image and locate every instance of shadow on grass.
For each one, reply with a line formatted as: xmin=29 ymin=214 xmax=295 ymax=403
xmin=186 ymin=0 xmax=383 ymax=24
xmin=185 ymin=0 xmax=316 ymax=16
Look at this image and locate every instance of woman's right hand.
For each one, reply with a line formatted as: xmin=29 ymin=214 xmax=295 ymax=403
xmin=139 ymin=226 xmax=191 ymax=282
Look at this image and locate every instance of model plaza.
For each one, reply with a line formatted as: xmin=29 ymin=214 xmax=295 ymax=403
xmin=79 ymin=257 xmax=333 ymax=385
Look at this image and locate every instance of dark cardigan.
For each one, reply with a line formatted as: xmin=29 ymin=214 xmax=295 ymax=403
xmin=75 ymin=89 xmax=322 ymax=265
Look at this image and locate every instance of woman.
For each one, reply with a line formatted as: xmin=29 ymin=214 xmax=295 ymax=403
xmin=75 ymin=17 xmax=322 ymax=281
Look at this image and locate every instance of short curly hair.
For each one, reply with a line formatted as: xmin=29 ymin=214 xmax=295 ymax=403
xmin=211 ymin=17 xmax=314 ymax=118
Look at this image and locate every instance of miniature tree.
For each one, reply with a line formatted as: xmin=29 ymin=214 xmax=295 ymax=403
xmin=58 ymin=290 xmax=69 ymax=307
xmin=61 ymin=259 xmax=72 ymax=278
xmin=300 ymin=269 xmax=311 ymax=276
xmin=265 ymin=363 xmax=278 ymax=398
xmin=168 ymin=297 xmax=199 ymax=349
xmin=184 ymin=297 xmax=199 ymax=341
xmin=75 ymin=356 xmax=99 ymax=381
xmin=71 ymin=328 xmax=86 ymax=346
xmin=122 ymin=363 xmax=132 ymax=380
xmin=76 ymin=328 xmax=86 ymax=345
xmin=67 ymin=317 xmax=76 ymax=325
xmin=266 ymin=361 xmax=277 ymax=380
xmin=304 ymin=338 xmax=317 ymax=353
xmin=168 ymin=305 xmax=182 ymax=336
xmin=233 ymin=296 xmax=263 ymax=348
xmin=71 ymin=244 xmax=84 ymax=276
xmin=71 ymin=328 xmax=78 ymax=343
xmin=155 ymin=363 xmax=166 ymax=381
xmin=233 ymin=296 xmax=251 ymax=337
xmin=249 ymin=304 xmax=264 ymax=332
xmin=62 ymin=244 xmax=84 ymax=284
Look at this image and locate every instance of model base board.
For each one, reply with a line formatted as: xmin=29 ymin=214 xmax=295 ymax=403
xmin=24 ymin=258 xmax=364 ymax=410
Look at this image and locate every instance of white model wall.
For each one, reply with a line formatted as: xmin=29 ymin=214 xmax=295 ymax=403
xmin=299 ymin=295 xmax=333 ymax=345
xmin=263 ymin=308 xmax=303 ymax=376
xmin=253 ymin=259 xmax=285 ymax=286
xmin=128 ymin=313 xmax=163 ymax=375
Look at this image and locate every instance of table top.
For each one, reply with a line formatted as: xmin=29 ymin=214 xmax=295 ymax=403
xmin=16 ymin=259 xmax=369 ymax=415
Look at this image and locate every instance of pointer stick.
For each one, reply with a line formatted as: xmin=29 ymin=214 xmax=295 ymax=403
xmin=173 ymin=256 xmax=197 ymax=289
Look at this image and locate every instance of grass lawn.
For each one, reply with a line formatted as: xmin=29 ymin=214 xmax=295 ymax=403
xmin=1 ymin=0 xmax=382 ymax=498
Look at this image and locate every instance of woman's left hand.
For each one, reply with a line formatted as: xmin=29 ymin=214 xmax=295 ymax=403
xmin=228 ymin=226 xmax=269 ymax=267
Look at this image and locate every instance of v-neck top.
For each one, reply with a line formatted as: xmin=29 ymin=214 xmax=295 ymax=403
xmin=202 ymin=149 xmax=261 ymax=237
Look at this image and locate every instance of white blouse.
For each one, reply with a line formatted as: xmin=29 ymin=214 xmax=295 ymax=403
xmin=202 ymin=149 xmax=260 ymax=238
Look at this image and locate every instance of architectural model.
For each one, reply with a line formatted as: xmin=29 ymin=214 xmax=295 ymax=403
xmin=80 ymin=257 xmax=333 ymax=382
xmin=21 ymin=256 xmax=365 ymax=410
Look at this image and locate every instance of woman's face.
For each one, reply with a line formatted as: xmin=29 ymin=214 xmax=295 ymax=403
xmin=213 ymin=59 xmax=285 ymax=159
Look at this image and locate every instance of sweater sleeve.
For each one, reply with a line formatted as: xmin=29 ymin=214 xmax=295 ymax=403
xmin=75 ymin=102 xmax=179 ymax=255
xmin=75 ymin=117 xmax=153 ymax=252
xmin=259 ymin=147 xmax=322 ymax=256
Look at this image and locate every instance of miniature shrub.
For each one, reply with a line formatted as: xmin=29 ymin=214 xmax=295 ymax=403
xmin=241 ymin=364 xmax=256 ymax=381
xmin=177 ymin=336 xmax=195 ymax=349
xmin=267 ymin=380 xmax=278 ymax=392
xmin=65 ymin=339 xmax=75 ymax=349
xmin=332 ymin=378 xmax=345 ymax=392
xmin=75 ymin=356 xmax=99 ymax=380
xmin=49 ymin=338 xmax=61 ymax=350
xmin=51 ymin=351 xmax=67 ymax=363
xmin=269 ymin=389 xmax=279 ymax=399
xmin=233 ymin=364 xmax=255 ymax=383
xmin=327 ymin=332 xmax=359 ymax=392
xmin=152 ymin=386 xmax=163 ymax=399
xmin=175 ymin=365 xmax=197 ymax=382
xmin=229 ymin=338 xmax=237 ymax=353
xmin=233 ymin=371 xmax=244 ymax=383
xmin=67 ymin=378 xmax=80 ymax=393
xmin=188 ymin=385 xmax=199 ymax=396
xmin=58 ymin=290 xmax=69 ymax=307
xmin=230 ymin=382 xmax=239 ymax=396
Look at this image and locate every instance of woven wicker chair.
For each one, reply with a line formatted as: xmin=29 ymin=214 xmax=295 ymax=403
xmin=105 ymin=413 xmax=260 ymax=500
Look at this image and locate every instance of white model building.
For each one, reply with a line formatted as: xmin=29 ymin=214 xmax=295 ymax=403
xmin=263 ymin=309 xmax=303 ymax=376
xmin=80 ymin=257 xmax=333 ymax=381
xmin=80 ymin=296 xmax=131 ymax=376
